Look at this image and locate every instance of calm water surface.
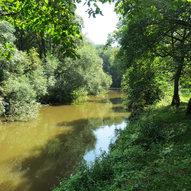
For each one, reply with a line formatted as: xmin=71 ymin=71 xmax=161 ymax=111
xmin=0 ymin=90 xmax=130 ymax=191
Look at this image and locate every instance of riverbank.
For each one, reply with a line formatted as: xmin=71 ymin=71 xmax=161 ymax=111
xmin=54 ymin=94 xmax=191 ymax=191
xmin=0 ymin=90 xmax=129 ymax=191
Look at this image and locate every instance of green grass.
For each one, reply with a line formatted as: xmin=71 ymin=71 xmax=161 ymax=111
xmin=54 ymin=93 xmax=191 ymax=191
xmin=180 ymin=88 xmax=191 ymax=99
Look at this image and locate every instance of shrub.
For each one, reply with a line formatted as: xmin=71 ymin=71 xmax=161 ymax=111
xmin=0 ymin=21 xmax=15 ymax=60
xmin=122 ymin=58 xmax=169 ymax=116
xmin=47 ymin=46 xmax=112 ymax=103
xmin=27 ymin=49 xmax=48 ymax=102
xmin=1 ymin=75 xmax=40 ymax=121
xmin=0 ymin=97 xmax=5 ymax=116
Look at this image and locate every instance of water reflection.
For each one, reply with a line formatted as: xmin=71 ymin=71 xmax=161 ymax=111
xmin=84 ymin=120 xmax=127 ymax=162
xmin=0 ymin=90 xmax=130 ymax=191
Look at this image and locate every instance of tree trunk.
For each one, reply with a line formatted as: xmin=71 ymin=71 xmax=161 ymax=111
xmin=20 ymin=32 xmax=23 ymax=51
xmin=39 ymin=41 xmax=42 ymax=59
xmin=186 ymin=98 xmax=191 ymax=115
xmin=171 ymin=63 xmax=183 ymax=108
xmin=41 ymin=37 xmax=46 ymax=58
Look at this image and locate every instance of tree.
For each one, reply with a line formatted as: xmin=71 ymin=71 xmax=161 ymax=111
xmin=0 ymin=21 xmax=47 ymax=121
xmin=0 ymin=20 xmax=15 ymax=60
xmin=96 ymin=45 xmax=122 ymax=87
xmin=0 ymin=0 xmax=115 ymax=58
xmin=47 ymin=45 xmax=112 ymax=103
xmin=114 ymin=0 xmax=191 ymax=108
xmin=0 ymin=2 xmax=115 ymax=121
xmin=1 ymin=0 xmax=83 ymax=58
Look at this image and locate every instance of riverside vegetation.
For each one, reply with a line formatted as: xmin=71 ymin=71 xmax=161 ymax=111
xmin=1 ymin=0 xmax=191 ymax=190
xmin=54 ymin=90 xmax=191 ymax=191
xmin=0 ymin=21 xmax=121 ymax=121
xmin=54 ymin=1 xmax=191 ymax=189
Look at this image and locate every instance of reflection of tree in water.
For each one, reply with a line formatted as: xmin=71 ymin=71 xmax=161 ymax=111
xmin=88 ymin=94 xmax=127 ymax=114
xmin=4 ymin=116 xmax=126 ymax=191
xmin=111 ymin=106 xmax=125 ymax=113
xmin=0 ymin=90 xmax=128 ymax=191
xmin=4 ymin=118 xmax=97 ymax=191
xmin=58 ymin=117 xmax=126 ymax=132
xmin=96 ymin=98 xmax=127 ymax=114
xmin=97 ymin=97 xmax=122 ymax=105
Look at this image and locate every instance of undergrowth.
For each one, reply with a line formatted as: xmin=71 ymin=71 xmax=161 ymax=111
xmin=54 ymin=94 xmax=191 ymax=191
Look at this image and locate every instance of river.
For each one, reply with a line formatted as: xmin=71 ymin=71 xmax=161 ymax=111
xmin=0 ymin=89 xmax=129 ymax=191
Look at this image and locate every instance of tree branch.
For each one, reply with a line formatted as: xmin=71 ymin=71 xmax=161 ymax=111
xmin=166 ymin=19 xmax=191 ymax=28
xmin=166 ymin=34 xmax=182 ymax=41
xmin=0 ymin=12 xmax=18 ymax=18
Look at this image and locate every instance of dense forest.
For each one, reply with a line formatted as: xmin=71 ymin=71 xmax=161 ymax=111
xmin=1 ymin=0 xmax=190 ymax=120
xmin=1 ymin=0 xmax=191 ymax=190
xmin=0 ymin=1 xmax=122 ymax=121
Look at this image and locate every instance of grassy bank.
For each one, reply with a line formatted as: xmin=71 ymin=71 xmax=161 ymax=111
xmin=54 ymin=94 xmax=191 ymax=191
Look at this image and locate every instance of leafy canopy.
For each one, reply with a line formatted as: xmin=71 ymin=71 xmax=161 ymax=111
xmin=0 ymin=0 xmax=115 ymax=58
xmin=1 ymin=0 xmax=83 ymax=58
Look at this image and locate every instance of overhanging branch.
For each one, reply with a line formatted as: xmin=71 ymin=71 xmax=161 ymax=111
xmin=166 ymin=19 xmax=191 ymax=28
xmin=0 ymin=12 xmax=18 ymax=18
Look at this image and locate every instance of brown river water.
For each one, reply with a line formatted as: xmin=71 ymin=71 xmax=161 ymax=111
xmin=0 ymin=89 xmax=130 ymax=191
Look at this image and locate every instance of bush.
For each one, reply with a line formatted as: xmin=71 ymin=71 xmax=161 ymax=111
xmin=27 ymin=49 xmax=48 ymax=102
xmin=0 ymin=97 xmax=5 ymax=116
xmin=46 ymin=46 xmax=112 ymax=103
xmin=0 ymin=21 xmax=15 ymax=60
xmin=29 ymin=67 xmax=48 ymax=102
xmin=1 ymin=75 xmax=40 ymax=121
xmin=0 ymin=21 xmax=112 ymax=120
xmin=54 ymin=152 xmax=115 ymax=191
xmin=122 ymin=58 xmax=168 ymax=111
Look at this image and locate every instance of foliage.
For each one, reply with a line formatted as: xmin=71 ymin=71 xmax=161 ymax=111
xmin=75 ymin=45 xmax=112 ymax=95
xmin=0 ymin=21 xmax=113 ymax=121
xmin=54 ymin=152 xmax=115 ymax=191
xmin=26 ymin=49 xmax=48 ymax=102
xmin=0 ymin=97 xmax=5 ymax=116
xmin=54 ymin=94 xmax=191 ymax=191
xmin=113 ymin=0 xmax=191 ymax=108
xmin=43 ymin=53 xmax=59 ymax=79
xmin=1 ymin=75 xmax=40 ymax=121
xmin=13 ymin=15 xmax=86 ymax=59
xmin=122 ymin=57 xmax=169 ymax=111
xmin=0 ymin=22 xmax=42 ymax=120
xmin=13 ymin=27 xmax=40 ymax=52
xmin=0 ymin=21 xmax=15 ymax=60
xmin=180 ymin=64 xmax=191 ymax=88
xmin=47 ymin=45 xmax=112 ymax=103
xmin=96 ymin=45 xmax=122 ymax=87
xmin=28 ymin=65 xmax=48 ymax=102
xmin=1 ymin=0 xmax=83 ymax=58
xmin=0 ymin=0 xmax=116 ymax=59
